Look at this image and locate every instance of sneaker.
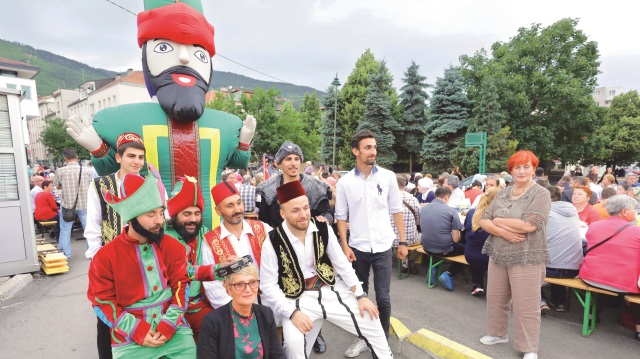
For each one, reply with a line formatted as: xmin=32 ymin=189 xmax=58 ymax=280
xmin=635 ymin=332 xmax=640 ymax=341
xmin=471 ymin=287 xmax=485 ymax=297
xmin=523 ymin=353 xmax=538 ymax=359
xmin=540 ymin=300 xmax=550 ymax=315
xmin=479 ymin=335 xmax=508 ymax=345
xmin=426 ymin=267 xmax=437 ymax=286
xmin=345 ymin=338 xmax=369 ymax=358
xmin=553 ymin=303 xmax=567 ymax=312
xmin=438 ymin=272 xmax=454 ymax=291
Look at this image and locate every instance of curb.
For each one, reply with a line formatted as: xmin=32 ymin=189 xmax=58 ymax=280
xmin=390 ymin=316 xmax=493 ymax=359
xmin=0 ymin=274 xmax=33 ymax=301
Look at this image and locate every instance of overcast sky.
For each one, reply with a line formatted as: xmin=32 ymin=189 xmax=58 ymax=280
xmin=3 ymin=0 xmax=639 ymax=94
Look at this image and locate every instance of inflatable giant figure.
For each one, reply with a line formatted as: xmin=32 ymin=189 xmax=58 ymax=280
xmin=67 ymin=0 xmax=255 ymax=229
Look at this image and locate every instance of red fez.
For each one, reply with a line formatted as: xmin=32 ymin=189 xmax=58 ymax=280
xmin=137 ymin=3 xmax=216 ymax=57
xmin=104 ymin=174 xmax=146 ymax=205
xmin=276 ymin=180 xmax=307 ymax=204
xmin=211 ymin=181 xmax=239 ymax=206
xmin=167 ymin=176 xmax=205 ymax=218
xmin=116 ymin=132 xmax=144 ymax=150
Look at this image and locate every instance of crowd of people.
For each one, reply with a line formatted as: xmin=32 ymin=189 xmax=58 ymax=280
xmin=27 ymin=130 xmax=640 ymax=359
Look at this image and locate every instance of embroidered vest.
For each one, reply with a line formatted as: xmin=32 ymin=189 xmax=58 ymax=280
xmin=204 ymin=220 xmax=267 ymax=268
xmin=93 ymin=173 xmax=123 ymax=245
xmin=269 ymin=219 xmax=335 ymax=300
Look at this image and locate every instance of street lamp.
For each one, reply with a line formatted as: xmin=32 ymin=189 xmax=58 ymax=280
xmin=331 ymin=74 xmax=340 ymax=170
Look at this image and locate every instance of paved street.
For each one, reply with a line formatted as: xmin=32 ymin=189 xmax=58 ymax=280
xmin=1 ymin=235 xmax=637 ymax=359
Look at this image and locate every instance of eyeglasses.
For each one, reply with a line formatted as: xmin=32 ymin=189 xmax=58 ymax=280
xmin=230 ymin=280 xmax=260 ymax=291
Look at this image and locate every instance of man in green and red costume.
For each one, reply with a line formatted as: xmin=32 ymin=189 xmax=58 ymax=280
xmin=87 ymin=166 xmax=196 ymax=358
xmin=164 ymin=175 xmax=222 ymax=342
xmin=67 ymin=0 xmax=256 ymax=231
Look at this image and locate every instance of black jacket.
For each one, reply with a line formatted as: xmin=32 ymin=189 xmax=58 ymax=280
xmin=197 ymin=302 xmax=285 ymax=359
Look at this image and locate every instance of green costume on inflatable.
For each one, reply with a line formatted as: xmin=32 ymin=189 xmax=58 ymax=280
xmin=66 ymin=0 xmax=256 ymax=230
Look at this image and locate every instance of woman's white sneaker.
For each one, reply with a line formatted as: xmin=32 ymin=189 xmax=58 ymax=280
xmin=523 ymin=353 xmax=538 ymax=359
xmin=480 ymin=335 xmax=509 ymax=345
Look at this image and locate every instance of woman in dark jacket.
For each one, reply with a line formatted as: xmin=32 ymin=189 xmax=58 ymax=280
xmin=464 ymin=187 xmax=499 ymax=296
xmin=197 ymin=264 xmax=285 ymax=359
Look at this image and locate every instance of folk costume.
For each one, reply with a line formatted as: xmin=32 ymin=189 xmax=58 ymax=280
xmin=260 ymin=181 xmax=392 ymax=359
xmin=72 ymin=0 xmax=254 ymax=232
xmin=87 ymin=168 xmax=196 ymax=359
xmin=202 ymin=181 xmax=272 ymax=309
xmin=164 ymin=176 xmax=218 ymax=341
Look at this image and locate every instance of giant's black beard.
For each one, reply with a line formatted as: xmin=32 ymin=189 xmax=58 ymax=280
xmin=131 ymin=217 xmax=165 ymax=246
xmin=142 ymin=49 xmax=210 ymax=123
xmin=170 ymin=215 xmax=202 ymax=243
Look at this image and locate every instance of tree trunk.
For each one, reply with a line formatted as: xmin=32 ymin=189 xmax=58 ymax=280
xmin=409 ymin=153 xmax=413 ymax=174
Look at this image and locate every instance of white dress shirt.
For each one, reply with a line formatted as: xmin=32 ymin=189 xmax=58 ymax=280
xmin=202 ymin=219 xmax=273 ymax=309
xmin=260 ymin=220 xmax=363 ymax=320
xmin=30 ymin=185 xmax=42 ymax=212
xmin=334 ymin=165 xmax=402 ymax=253
xmin=447 ymin=188 xmax=465 ymax=208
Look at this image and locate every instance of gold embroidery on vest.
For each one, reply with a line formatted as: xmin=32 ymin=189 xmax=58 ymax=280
xmin=313 ymin=229 xmax=335 ymax=284
xmin=98 ymin=175 xmax=121 ymax=245
xmin=276 ymin=227 xmax=303 ymax=298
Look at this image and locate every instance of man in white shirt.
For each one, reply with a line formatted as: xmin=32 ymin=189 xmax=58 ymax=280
xmin=202 ymin=181 xmax=272 ymax=309
xmin=445 ymin=174 xmax=465 ymax=208
xmin=335 ymin=130 xmax=407 ymax=357
xmin=30 ymin=175 xmax=44 ymax=212
xmin=261 ymin=180 xmax=392 ymax=359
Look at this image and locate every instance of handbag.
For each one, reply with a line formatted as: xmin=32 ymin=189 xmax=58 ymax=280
xmin=62 ymin=165 xmax=83 ymax=222
xmin=402 ymin=200 xmax=421 ymax=233
xmin=584 ymin=222 xmax=633 ymax=255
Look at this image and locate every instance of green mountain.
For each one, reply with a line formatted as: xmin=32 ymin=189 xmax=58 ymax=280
xmin=0 ymin=39 xmax=324 ymax=105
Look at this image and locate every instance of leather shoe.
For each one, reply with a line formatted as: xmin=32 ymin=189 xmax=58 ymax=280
xmin=313 ymin=332 xmax=327 ymax=353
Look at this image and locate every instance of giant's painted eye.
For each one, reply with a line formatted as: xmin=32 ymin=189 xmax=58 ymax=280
xmin=153 ymin=42 xmax=174 ymax=53
xmin=194 ymin=50 xmax=209 ymax=63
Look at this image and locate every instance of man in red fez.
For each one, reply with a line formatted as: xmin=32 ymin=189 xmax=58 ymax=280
xmin=201 ymin=181 xmax=272 ymax=309
xmin=85 ymin=132 xmax=146 ymax=359
xmin=259 ymin=181 xmax=393 ymax=359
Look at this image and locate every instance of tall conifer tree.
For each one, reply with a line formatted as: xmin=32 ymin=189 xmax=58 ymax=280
xmin=399 ymin=61 xmax=429 ymax=172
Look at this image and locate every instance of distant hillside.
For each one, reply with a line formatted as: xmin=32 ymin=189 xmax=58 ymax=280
xmin=0 ymin=39 xmax=116 ymax=96
xmin=0 ymin=39 xmax=324 ymax=105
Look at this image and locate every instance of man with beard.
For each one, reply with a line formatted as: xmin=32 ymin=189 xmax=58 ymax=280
xmin=260 ymin=181 xmax=393 ymax=359
xmin=66 ymin=0 xmax=256 ymax=231
xmin=87 ymin=167 xmax=196 ymax=358
xmin=202 ymin=181 xmax=272 ymax=310
xmin=255 ymin=141 xmax=333 ymax=353
xmin=84 ymin=132 xmax=146 ymax=359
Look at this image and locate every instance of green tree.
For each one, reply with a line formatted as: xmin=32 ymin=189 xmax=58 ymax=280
xmin=321 ymin=85 xmax=342 ymax=165
xmin=240 ymin=87 xmax=282 ymax=158
xmin=357 ymin=61 xmax=400 ymax=167
xmin=338 ymin=49 xmax=379 ymax=168
xmin=422 ymin=66 xmax=470 ymax=174
xmin=299 ymin=92 xmax=323 ymax=135
xmin=598 ymin=91 xmax=640 ymax=167
xmin=399 ymin=61 xmax=429 ymax=172
xmin=206 ymin=91 xmax=242 ymax=116
xmin=41 ymin=118 xmax=89 ymax=162
xmin=276 ymin=102 xmax=322 ymax=162
xmin=468 ymin=78 xmax=504 ymax=134
xmin=460 ymin=18 xmax=600 ymax=165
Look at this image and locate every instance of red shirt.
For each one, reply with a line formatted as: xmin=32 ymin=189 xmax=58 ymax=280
xmin=577 ymin=203 xmax=600 ymax=225
xmin=464 ymin=188 xmax=483 ymax=205
xmin=34 ymin=191 xmax=58 ymax=221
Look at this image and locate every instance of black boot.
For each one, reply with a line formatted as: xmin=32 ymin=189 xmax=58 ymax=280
xmin=313 ymin=331 xmax=326 ymax=353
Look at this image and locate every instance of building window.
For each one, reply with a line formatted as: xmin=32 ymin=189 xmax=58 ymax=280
xmin=595 ymin=102 xmax=599 ymax=106
xmin=22 ymin=85 xmax=32 ymax=100
xmin=6 ymin=84 xmax=17 ymax=90
xmin=0 ymin=70 xmax=18 ymax=77
xmin=609 ymin=90 xmax=616 ymax=96
xmin=593 ymin=91 xmax=600 ymax=96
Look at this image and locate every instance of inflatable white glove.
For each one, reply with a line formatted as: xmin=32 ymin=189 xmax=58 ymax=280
xmin=65 ymin=115 xmax=103 ymax=153
xmin=239 ymin=115 xmax=257 ymax=145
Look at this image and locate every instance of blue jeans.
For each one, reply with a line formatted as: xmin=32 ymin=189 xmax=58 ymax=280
xmin=59 ymin=209 xmax=87 ymax=258
xmin=351 ymin=247 xmax=392 ymax=336
xmin=541 ymin=267 xmax=579 ymax=306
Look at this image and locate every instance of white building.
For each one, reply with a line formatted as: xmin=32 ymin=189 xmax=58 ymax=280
xmin=68 ymin=70 xmax=155 ymax=119
xmin=0 ymin=58 xmax=39 ymax=156
xmin=30 ymin=89 xmax=80 ymax=164
xmin=592 ymin=86 xmax=625 ymax=107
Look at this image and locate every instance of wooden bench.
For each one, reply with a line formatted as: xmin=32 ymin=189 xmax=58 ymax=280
xmin=396 ymin=244 xmax=423 ymax=280
xmin=624 ymin=295 xmax=640 ymax=305
xmin=37 ymin=220 xmax=58 ymax=238
xmin=415 ymin=247 xmax=468 ymax=288
xmin=543 ymin=277 xmax=618 ymax=337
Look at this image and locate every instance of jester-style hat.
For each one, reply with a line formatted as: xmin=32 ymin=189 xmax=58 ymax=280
xmin=210 ymin=181 xmax=240 ymax=206
xmin=276 ymin=180 xmax=306 ymax=204
xmin=103 ymin=165 xmax=166 ymax=223
xmin=116 ymin=132 xmax=144 ymax=150
xmin=167 ymin=175 xmax=205 ymax=218
xmin=137 ymin=0 xmax=216 ymax=57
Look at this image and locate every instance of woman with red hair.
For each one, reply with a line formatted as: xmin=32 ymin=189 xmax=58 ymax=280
xmin=478 ymin=150 xmax=551 ymax=359
xmin=572 ymin=186 xmax=600 ymax=225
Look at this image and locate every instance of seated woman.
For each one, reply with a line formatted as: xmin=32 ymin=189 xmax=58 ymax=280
xmin=579 ymin=195 xmax=640 ymax=341
xmin=572 ymin=186 xmax=600 ymax=225
xmin=34 ymin=180 xmax=60 ymax=238
xmin=197 ymin=263 xmax=285 ymax=358
xmin=463 ymin=187 xmax=498 ymax=297
xmin=417 ymin=177 xmax=435 ymax=205
xmin=541 ymin=186 xmax=583 ymax=313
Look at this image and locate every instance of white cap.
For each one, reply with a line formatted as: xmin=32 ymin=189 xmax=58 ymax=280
xmin=418 ymin=177 xmax=434 ymax=189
